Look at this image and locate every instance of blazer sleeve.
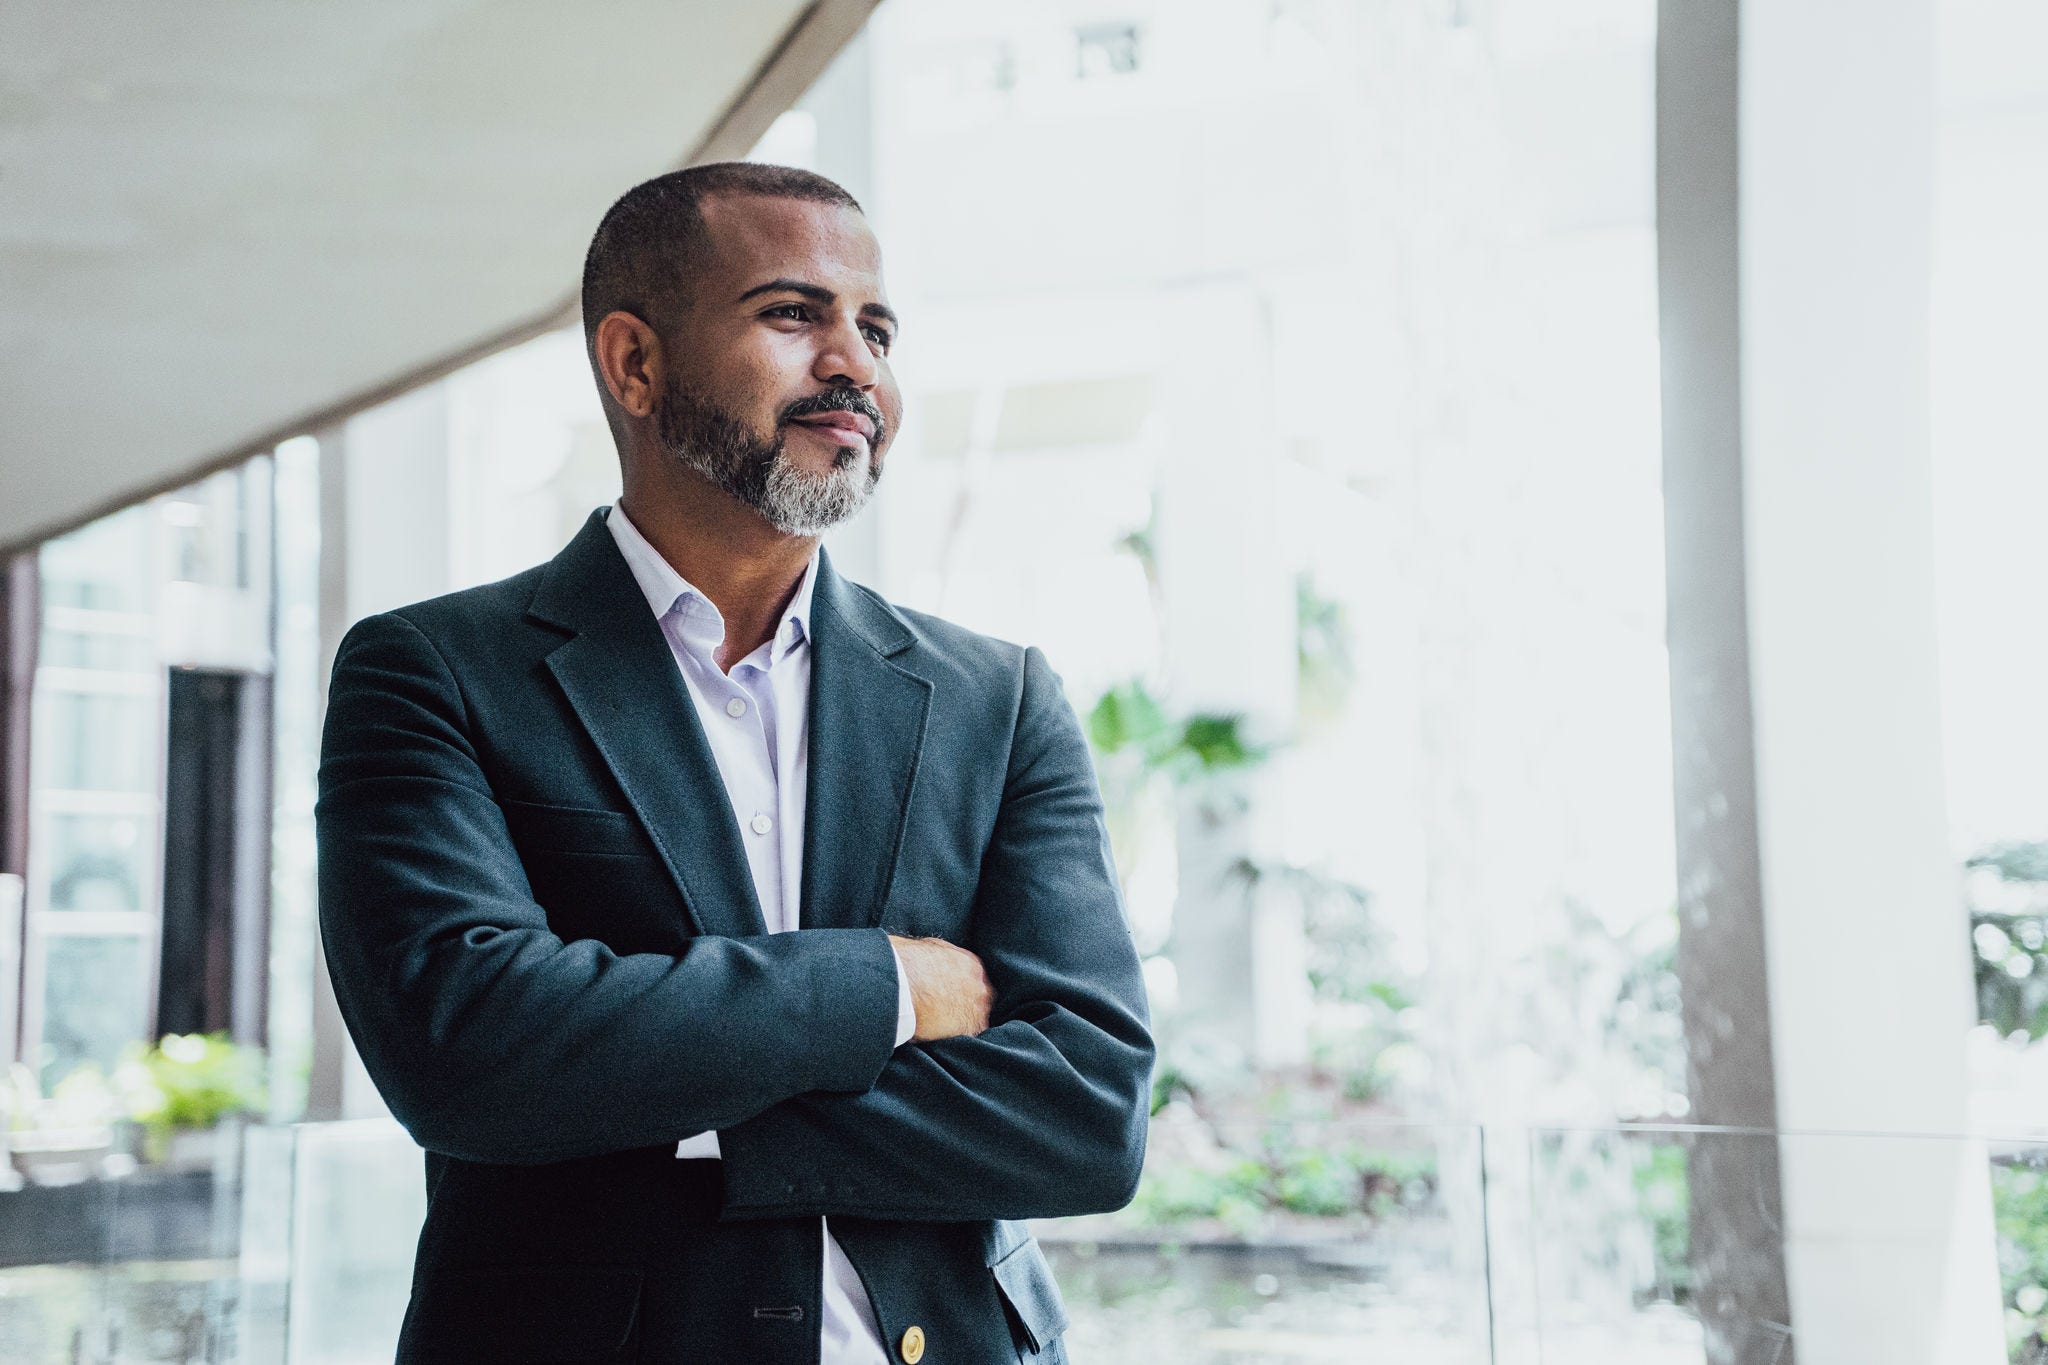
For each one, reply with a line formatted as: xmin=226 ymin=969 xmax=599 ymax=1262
xmin=715 ymin=645 xmax=1156 ymax=1222
xmin=316 ymin=610 xmax=903 ymax=1166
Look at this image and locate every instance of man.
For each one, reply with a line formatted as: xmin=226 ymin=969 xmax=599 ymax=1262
xmin=316 ymin=161 xmax=1153 ymax=1365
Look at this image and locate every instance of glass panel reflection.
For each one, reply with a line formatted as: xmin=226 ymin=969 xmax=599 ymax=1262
xmin=37 ymin=933 xmax=149 ymax=1088
xmin=37 ymin=506 xmax=156 ymax=616
xmin=1046 ymin=1122 xmax=1493 ymax=1363
xmin=32 ymin=691 xmax=160 ymax=795
xmin=284 ymin=1122 xmax=426 ymax=1365
xmin=39 ymin=627 xmax=157 ymax=672
xmin=1523 ymin=1127 xmax=1713 ymax=1362
xmin=0 ymin=1122 xmax=2038 ymax=1362
xmin=43 ymin=813 xmax=151 ymax=916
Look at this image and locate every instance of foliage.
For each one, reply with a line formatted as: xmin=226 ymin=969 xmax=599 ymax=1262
xmin=1086 ymin=679 xmax=1174 ymax=764
xmin=115 ymin=1033 xmax=268 ymax=1155
xmin=1178 ymin=714 xmax=1260 ymax=771
xmin=1084 ymin=677 xmax=1270 ymax=947
xmin=1128 ymin=1129 xmax=1438 ymax=1234
xmin=1150 ymin=1059 xmax=1197 ymax=1117
xmin=1992 ymin=1156 xmax=2048 ymax=1358
xmin=1295 ymin=574 xmax=1356 ymax=727
xmin=1 ymin=1060 xmax=119 ymax=1136
xmin=1092 ymin=532 xmax=1430 ymax=1238
xmin=1514 ymin=902 xmax=1686 ymax=1122
xmin=1981 ymin=844 xmax=2048 ymax=884
xmin=1969 ymin=842 xmax=2048 ymax=1042
xmin=1632 ymin=1142 xmax=1691 ymax=1300
xmin=1085 ymin=679 xmax=1265 ymax=783
xmin=1603 ymin=909 xmax=1685 ymax=1103
xmin=4 ymin=1035 xmax=267 ymax=1157
xmin=1130 ymin=1155 xmax=1270 ymax=1233
xmin=1226 ymin=857 xmax=1417 ymax=1104
xmin=1232 ymin=862 xmax=1400 ymax=1010
xmin=1115 ymin=522 xmax=1157 ymax=583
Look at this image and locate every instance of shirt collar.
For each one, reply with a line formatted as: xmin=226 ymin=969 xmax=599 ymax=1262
xmin=605 ymin=503 xmax=816 ymax=663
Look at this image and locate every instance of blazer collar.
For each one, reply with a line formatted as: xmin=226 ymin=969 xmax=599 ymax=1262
xmin=800 ymin=543 xmax=931 ymax=933
xmin=604 ymin=501 xmax=821 ymax=666
xmin=527 ymin=509 xmax=929 ymax=938
xmin=527 ymin=508 xmax=917 ymax=655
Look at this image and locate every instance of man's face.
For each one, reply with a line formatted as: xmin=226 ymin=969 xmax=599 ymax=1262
xmin=652 ymin=194 xmax=901 ymax=536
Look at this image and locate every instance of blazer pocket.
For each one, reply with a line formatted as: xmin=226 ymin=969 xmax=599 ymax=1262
xmin=991 ymin=1238 xmax=1070 ymax=1356
xmin=501 ymin=799 xmax=653 ymax=858
xmin=406 ymin=1263 xmax=641 ymax=1362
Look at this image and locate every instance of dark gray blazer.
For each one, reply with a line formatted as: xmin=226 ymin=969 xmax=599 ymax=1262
xmin=316 ymin=508 xmax=1153 ymax=1364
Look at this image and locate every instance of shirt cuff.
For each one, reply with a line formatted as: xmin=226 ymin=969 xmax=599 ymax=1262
xmin=889 ymin=940 xmax=918 ymax=1047
xmin=675 ymin=1130 xmax=721 ymax=1159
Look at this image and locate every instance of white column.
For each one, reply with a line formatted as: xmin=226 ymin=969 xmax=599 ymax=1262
xmin=1659 ymin=0 xmax=2004 ymax=1358
xmin=1153 ymin=282 xmax=1304 ymax=1072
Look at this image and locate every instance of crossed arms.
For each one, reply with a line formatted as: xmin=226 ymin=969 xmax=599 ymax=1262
xmin=315 ymin=612 xmax=1154 ymax=1223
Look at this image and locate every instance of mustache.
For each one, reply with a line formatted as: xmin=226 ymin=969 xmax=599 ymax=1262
xmin=781 ymin=388 xmax=886 ymax=443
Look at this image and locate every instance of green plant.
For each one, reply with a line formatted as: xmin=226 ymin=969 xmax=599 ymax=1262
xmin=115 ymin=1033 xmax=267 ymax=1158
xmin=1225 ymin=857 xmax=1417 ymax=1104
xmin=1273 ymin=1148 xmax=1358 ymax=1216
xmin=1295 ymin=574 xmax=1356 ymax=728
xmin=1970 ymin=842 xmax=2048 ymax=1041
xmin=1508 ymin=902 xmax=1684 ymax=1123
xmin=1085 ymin=680 xmax=1265 ymax=783
xmin=1992 ymin=1155 xmax=2048 ymax=1359
xmin=1633 ymin=1142 xmax=1691 ymax=1300
xmin=1084 ymin=678 xmax=1269 ymax=913
xmin=1129 ymin=1131 xmax=1439 ymax=1231
xmin=1085 ymin=679 xmax=1174 ymax=763
xmin=1149 ymin=1060 xmax=1197 ymax=1117
xmin=1129 ymin=1158 xmax=1270 ymax=1234
xmin=2 ymin=1060 xmax=120 ymax=1136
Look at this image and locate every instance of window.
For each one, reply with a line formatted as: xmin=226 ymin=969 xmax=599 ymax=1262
xmin=17 ymin=462 xmax=274 ymax=1089
xmin=24 ymin=506 xmax=164 ymax=1087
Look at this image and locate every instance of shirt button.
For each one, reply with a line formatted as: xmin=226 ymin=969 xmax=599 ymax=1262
xmin=726 ymin=697 xmax=747 ymax=718
xmin=750 ymin=813 xmax=773 ymax=835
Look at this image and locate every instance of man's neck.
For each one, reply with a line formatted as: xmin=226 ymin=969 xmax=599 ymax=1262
xmin=616 ymin=481 xmax=816 ymax=673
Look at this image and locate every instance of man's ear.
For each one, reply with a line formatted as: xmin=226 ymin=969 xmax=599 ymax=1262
xmin=592 ymin=311 xmax=665 ymax=419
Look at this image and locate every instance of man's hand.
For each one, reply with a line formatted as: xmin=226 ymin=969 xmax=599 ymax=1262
xmin=888 ymin=936 xmax=993 ymax=1041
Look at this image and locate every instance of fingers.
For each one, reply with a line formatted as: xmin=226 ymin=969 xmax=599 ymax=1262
xmin=889 ymin=936 xmax=993 ymax=1041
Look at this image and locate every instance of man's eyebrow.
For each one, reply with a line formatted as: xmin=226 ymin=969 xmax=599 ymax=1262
xmin=738 ymin=277 xmax=899 ymax=332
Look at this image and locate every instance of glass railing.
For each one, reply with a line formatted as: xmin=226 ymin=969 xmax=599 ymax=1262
xmin=2 ymin=1120 xmax=2043 ymax=1362
xmin=0 ymin=1117 xmax=245 ymax=1364
xmin=1045 ymin=1121 xmax=1495 ymax=1364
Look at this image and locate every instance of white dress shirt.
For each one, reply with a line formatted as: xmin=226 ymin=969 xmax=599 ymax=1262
xmin=606 ymin=505 xmax=916 ymax=1365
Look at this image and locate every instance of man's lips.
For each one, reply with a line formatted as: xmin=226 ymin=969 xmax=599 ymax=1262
xmin=789 ymin=410 xmax=876 ymax=443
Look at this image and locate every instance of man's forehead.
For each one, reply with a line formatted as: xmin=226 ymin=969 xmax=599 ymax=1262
xmin=697 ymin=193 xmax=884 ymax=285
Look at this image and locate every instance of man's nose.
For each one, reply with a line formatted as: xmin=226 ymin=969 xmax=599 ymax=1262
xmin=814 ymin=314 xmax=879 ymax=390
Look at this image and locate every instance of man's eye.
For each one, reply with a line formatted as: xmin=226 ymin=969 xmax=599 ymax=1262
xmin=862 ymin=324 xmax=893 ymax=350
xmin=766 ymin=303 xmax=809 ymax=321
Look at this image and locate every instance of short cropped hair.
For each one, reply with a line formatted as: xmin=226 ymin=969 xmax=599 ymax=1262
xmin=580 ymin=162 xmax=863 ymax=344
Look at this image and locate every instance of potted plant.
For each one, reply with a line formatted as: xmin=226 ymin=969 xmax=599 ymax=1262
xmin=2 ymin=1061 xmax=118 ymax=1186
xmin=115 ymin=1033 xmax=268 ymax=1170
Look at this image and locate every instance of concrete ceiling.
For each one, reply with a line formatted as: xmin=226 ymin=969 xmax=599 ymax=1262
xmin=0 ymin=0 xmax=876 ymax=552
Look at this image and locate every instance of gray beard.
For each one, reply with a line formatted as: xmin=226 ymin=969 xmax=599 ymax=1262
xmin=657 ymin=376 xmax=880 ymax=537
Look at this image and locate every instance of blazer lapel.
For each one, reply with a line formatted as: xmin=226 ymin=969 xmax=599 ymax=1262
xmin=799 ymin=552 xmax=933 ymax=932
xmin=528 ymin=509 xmax=768 ymax=939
